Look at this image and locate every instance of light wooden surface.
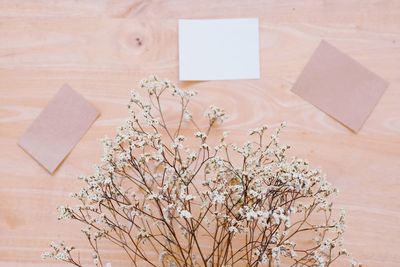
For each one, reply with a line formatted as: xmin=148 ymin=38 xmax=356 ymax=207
xmin=1 ymin=1 xmax=399 ymax=266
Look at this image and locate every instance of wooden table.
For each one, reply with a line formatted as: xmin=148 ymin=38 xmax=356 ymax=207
xmin=1 ymin=1 xmax=399 ymax=266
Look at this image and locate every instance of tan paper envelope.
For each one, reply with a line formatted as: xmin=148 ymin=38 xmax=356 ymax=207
xmin=292 ymin=40 xmax=389 ymax=132
xmin=18 ymin=84 xmax=99 ymax=173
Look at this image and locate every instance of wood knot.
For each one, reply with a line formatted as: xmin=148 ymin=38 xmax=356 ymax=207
xmin=135 ymin=37 xmax=143 ymax=46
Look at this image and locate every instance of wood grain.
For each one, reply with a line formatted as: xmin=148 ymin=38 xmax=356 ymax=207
xmin=0 ymin=1 xmax=399 ymax=266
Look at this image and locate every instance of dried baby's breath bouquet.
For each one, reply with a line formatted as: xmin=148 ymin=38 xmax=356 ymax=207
xmin=43 ymin=76 xmax=359 ymax=267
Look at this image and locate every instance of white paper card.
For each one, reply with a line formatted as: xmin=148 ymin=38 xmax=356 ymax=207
xmin=179 ymin=18 xmax=260 ymax=81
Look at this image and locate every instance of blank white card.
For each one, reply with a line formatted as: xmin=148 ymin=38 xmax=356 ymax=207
xmin=179 ymin=18 xmax=260 ymax=81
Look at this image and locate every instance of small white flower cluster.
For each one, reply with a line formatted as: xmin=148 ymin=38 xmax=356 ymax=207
xmin=42 ymin=241 xmax=73 ymax=261
xmin=57 ymin=205 xmax=73 ymax=220
xmin=178 ymin=208 xmax=192 ymax=219
xmin=44 ymin=76 xmax=357 ymax=267
xmin=206 ymin=105 xmax=227 ymax=124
